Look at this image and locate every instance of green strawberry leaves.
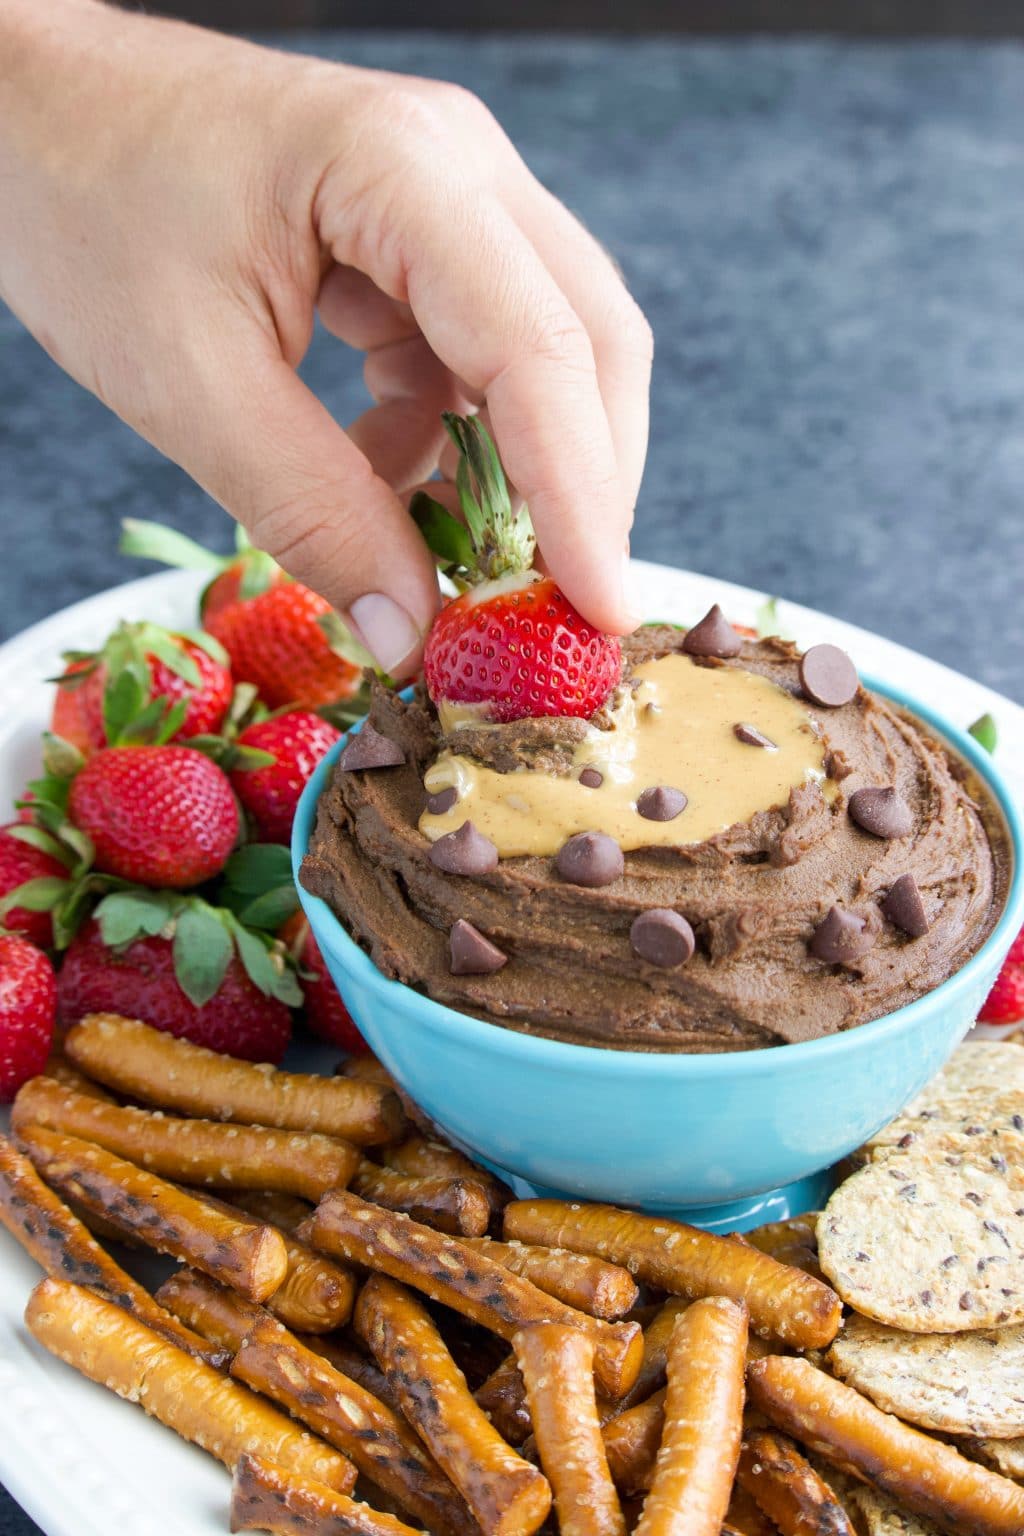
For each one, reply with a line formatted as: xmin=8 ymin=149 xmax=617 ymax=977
xmin=219 ymin=845 xmax=299 ymax=931
xmin=421 ymin=414 xmax=536 ymax=583
xmin=410 ymin=492 xmax=477 ymax=579
xmin=968 ymin=713 xmax=998 ymax=753
xmin=755 ymin=596 xmax=793 ymax=640
xmin=120 ymin=518 xmax=227 ymax=571
xmin=90 ymin=886 xmax=303 ymax=1009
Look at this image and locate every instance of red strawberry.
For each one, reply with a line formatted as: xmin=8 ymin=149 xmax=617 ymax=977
xmin=0 ymin=935 xmax=57 ymax=1099
xmin=0 ymin=825 xmax=69 ymax=948
xmin=230 ymin=711 xmax=341 ymax=844
xmin=58 ymin=919 xmax=291 ymax=1063
xmin=202 ymin=557 xmax=288 ymax=624
xmin=68 ymin=745 xmax=239 ymax=888
xmin=206 ymin=584 xmax=361 ymax=710
xmin=281 ymin=913 xmax=367 ymax=1054
xmin=979 ymin=929 xmax=1024 ymax=1025
xmin=119 ymin=517 xmax=285 ymax=625
xmin=418 ymin=414 xmax=621 ymax=724
xmin=51 ymin=623 xmax=232 ymax=754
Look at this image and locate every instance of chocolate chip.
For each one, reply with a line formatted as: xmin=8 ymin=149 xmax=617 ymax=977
xmin=809 ymin=905 xmax=876 ymax=963
xmin=849 ymin=786 xmax=914 ymax=840
xmin=428 ymin=821 xmax=499 ymax=876
xmin=682 ymin=604 xmax=743 ymax=659
xmin=426 ymin=786 xmax=458 ymax=815
xmin=449 ymin=919 xmax=508 ymax=976
xmin=636 ymin=786 xmax=688 ymax=822
xmin=734 ymin=723 xmax=777 ymax=750
xmin=630 ymin=909 xmax=695 ymax=968
xmin=799 ymin=643 xmax=859 ymax=707
xmin=555 ymin=831 xmax=624 ymax=888
xmin=578 ymin=767 xmax=604 ymax=789
xmin=337 ymin=724 xmax=406 ymax=771
xmin=881 ymin=873 xmax=929 ymax=937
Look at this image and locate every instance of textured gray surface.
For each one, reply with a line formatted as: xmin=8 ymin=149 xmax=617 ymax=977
xmin=2 ymin=32 xmax=1024 ymax=1536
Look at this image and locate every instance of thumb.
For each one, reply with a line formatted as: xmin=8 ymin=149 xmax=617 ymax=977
xmin=178 ymin=347 xmax=440 ymax=678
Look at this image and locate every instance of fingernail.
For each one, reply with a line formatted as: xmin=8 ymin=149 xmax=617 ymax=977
xmin=349 ymin=593 xmax=422 ymax=673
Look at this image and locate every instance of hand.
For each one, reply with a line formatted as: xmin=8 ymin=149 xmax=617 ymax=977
xmin=0 ymin=1 xmax=652 ymax=675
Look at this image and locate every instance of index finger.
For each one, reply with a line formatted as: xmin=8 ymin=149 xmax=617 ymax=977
xmin=328 ymin=185 xmax=638 ymax=633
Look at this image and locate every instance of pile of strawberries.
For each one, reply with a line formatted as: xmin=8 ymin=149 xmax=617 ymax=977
xmin=0 ymin=533 xmax=372 ymax=1100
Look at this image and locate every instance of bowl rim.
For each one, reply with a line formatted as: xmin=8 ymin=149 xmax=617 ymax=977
xmin=293 ymin=671 xmax=1024 ymax=1078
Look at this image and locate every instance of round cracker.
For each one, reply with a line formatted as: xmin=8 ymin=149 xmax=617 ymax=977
xmin=960 ymin=1436 xmax=1024 ymax=1483
xmin=828 ymin=1312 xmax=1024 ymax=1438
xmin=818 ymin=1148 xmax=1024 ymax=1332
xmin=863 ymin=1043 xmax=1024 ymax=1158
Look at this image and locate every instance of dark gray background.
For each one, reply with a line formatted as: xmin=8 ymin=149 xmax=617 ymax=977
xmin=2 ymin=30 xmax=1024 ymax=1535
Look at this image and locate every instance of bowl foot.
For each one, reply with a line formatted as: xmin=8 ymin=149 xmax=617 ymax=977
xmin=488 ymin=1164 xmax=836 ymax=1234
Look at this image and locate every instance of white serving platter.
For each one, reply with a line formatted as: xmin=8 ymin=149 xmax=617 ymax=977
xmin=0 ymin=562 xmax=1021 ymax=1536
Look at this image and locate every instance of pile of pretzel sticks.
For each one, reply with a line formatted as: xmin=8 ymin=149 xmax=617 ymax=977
xmin=1 ymin=1012 xmax=1022 ymax=1536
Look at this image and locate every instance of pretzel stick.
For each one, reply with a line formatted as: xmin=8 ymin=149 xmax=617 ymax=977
xmin=606 ymin=1298 xmax=689 ymax=1415
xmin=466 ymin=1238 xmax=639 ymax=1320
xmin=18 ymin=1124 xmax=287 ymax=1302
xmin=156 ymin=1269 xmax=267 ymax=1353
xmin=602 ymin=1390 xmax=667 ymax=1494
xmin=13 ymin=1075 xmax=361 ymax=1202
xmin=351 ymin=1159 xmax=491 ymax=1237
xmin=231 ymin=1191 xmax=314 ymax=1232
xmin=0 ymin=1134 xmax=226 ymax=1366
xmin=503 ymin=1199 xmax=840 ymax=1349
xmin=42 ymin=1054 xmax=116 ymax=1101
xmin=230 ymin=1453 xmax=423 ymax=1536
xmin=632 ymin=1298 xmax=747 ymax=1536
xmin=736 ymin=1429 xmax=855 ymax=1536
xmin=355 ymin=1273 xmax=551 ymax=1536
xmin=64 ymin=1014 xmax=404 ymax=1144
xmin=475 ymin=1354 xmax=533 ymax=1446
xmin=300 ymin=1333 xmax=406 ymax=1416
xmin=195 ymin=1189 xmax=355 ymax=1335
xmin=26 ymin=1280 xmax=356 ymax=1492
xmin=305 ymin=1191 xmax=643 ymax=1399
xmin=747 ymin=1354 xmax=1024 ymax=1536
xmin=723 ymin=1484 xmax=781 ymax=1536
xmin=381 ymin=1135 xmax=511 ymax=1218
xmin=742 ymin=1214 xmax=823 ymax=1281
xmin=233 ymin=1314 xmax=475 ymax=1536
xmin=514 ymin=1322 xmax=626 ymax=1536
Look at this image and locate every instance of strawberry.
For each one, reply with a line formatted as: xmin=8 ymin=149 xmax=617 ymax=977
xmin=68 ymin=745 xmax=239 ymax=888
xmin=230 ymin=711 xmax=341 ymax=845
xmin=51 ymin=622 xmax=232 ymax=754
xmin=0 ymin=935 xmax=57 ymax=1100
xmin=57 ymin=915 xmax=292 ymax=1063
xmin=417 ymin=415 xmax=622 ymax=723
xmin=0 ymin=824 xmax=70 ymax=948
xmin=281 ymin=912 xmax=367 ymax=1054
xmin=978 ymin=925 xmax=1024 ymax=1025
xmin=120 ymin=518 xmax=285 ymax=625
xmin=206 ymin=584 xmax=362 ymax=711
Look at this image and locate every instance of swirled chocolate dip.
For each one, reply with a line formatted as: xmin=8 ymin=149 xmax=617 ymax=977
xmin=300 ymin=626 xmax=1010 ymax=1053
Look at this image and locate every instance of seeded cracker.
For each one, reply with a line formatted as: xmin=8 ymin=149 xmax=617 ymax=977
xmin=862 ymin=1043 xmax=1024 ymax=1157
xmin=845 ymin=1483 xmax=945 ymax=1536
xmin=828 ymin=1312 xmax=1024 ymax=1437
xmin=960 ymin=1436 xmax=1024 ymax=1483
xmin=817 ymin=1147 xmax=1024 ymax=1331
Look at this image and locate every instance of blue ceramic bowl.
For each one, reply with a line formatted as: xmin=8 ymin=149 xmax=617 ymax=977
xmin=294 ymin=677 xmax=1024 ymax=1230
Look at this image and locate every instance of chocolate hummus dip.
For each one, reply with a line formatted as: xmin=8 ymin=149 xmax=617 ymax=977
xmin=300 ymin=616 xmax=1010 ymax=1053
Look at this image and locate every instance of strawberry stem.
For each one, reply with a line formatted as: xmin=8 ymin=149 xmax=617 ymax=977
xmin=441 ymin=413 xmax=536 ymax=581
